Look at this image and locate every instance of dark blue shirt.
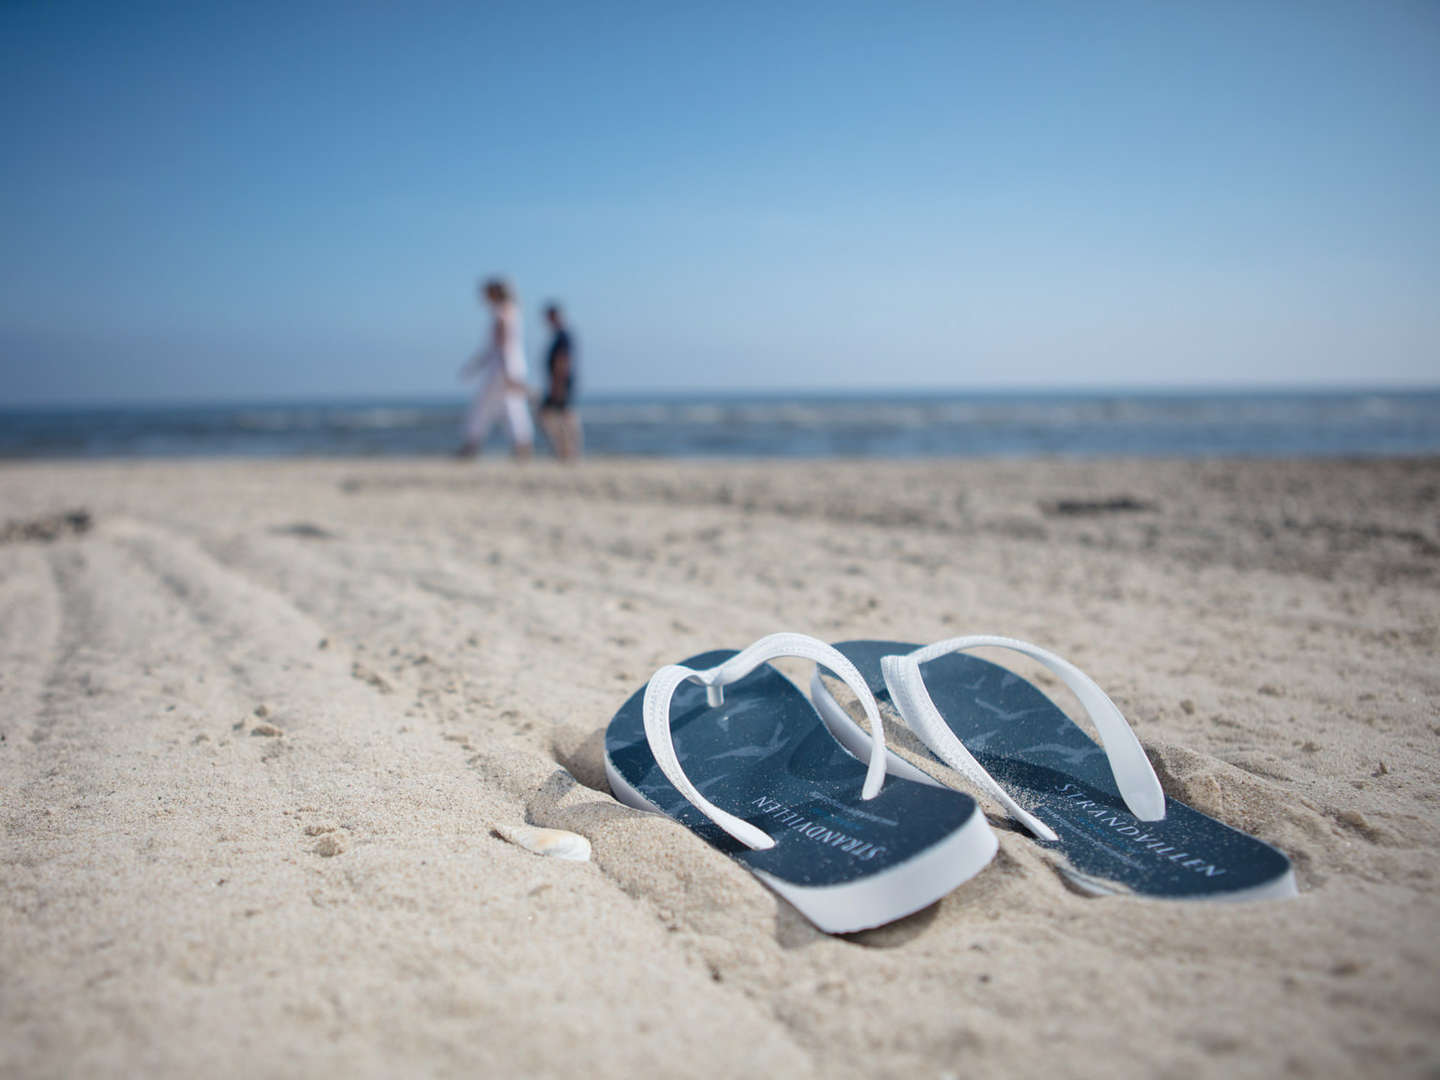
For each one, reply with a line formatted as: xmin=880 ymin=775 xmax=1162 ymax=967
xmin=543 ymin=329 xmax=576 ymax=409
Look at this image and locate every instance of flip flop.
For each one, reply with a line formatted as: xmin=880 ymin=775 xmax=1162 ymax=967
xmin=604 ymin=632 xmax=999 ymax=933
xmin=809 ymin=636 xmax=1297 ymax=902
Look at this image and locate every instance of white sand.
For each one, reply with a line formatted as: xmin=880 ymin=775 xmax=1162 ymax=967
xmin=1 ymin=456 xmax=1436 ymax=1078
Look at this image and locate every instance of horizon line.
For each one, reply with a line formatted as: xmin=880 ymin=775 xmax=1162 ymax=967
xmin=3 ymin=380 xmax=1439 ymax=412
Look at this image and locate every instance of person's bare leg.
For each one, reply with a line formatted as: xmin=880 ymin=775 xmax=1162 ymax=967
xmin=565 ymin=411 xmax=583 ymax=462
xmin=538 ymin=410 xmax=563 ymax=459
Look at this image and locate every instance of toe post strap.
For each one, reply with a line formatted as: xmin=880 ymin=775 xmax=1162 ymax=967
xmin=882 ymin=635 xmax=1166 ymax=833
xmin=642 ymin=632 xmax=891 ymax=851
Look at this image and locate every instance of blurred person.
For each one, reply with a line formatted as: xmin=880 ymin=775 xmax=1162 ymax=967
xmin=458 ymin=277 xmax=533 ymax=460
xmin=537 ymin=302 xmax=583 ymax=462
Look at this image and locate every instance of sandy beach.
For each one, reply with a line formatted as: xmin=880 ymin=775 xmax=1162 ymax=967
xmin=2 ymin=455 xmax=1437 ymax=1079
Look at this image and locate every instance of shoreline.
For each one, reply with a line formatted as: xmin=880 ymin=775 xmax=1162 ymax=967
xmin=6 ymin=387 xmax=1439 ymax=462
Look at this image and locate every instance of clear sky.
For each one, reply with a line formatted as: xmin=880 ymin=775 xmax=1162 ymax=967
xmin=2 ymin=0 xmax=1437 ymax=404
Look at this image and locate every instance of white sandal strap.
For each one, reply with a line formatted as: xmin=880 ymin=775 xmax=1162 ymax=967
xmin=881 ymin=635 xmax=1165 ymax=839
xmin=642 ymin=632 xmax=890 ymax=851
xmin=808 ymin=668 xmax=944 ymax=788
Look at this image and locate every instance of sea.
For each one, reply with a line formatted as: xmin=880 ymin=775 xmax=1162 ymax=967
xmin=3 ymin=389 xmax=1439 ymax=460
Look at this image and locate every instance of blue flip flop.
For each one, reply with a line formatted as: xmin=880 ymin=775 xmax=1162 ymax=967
xmin=809 ymin=636 xmax=1297 ymax=902
xmin=604 ymin=632 xmax=999 ymax=933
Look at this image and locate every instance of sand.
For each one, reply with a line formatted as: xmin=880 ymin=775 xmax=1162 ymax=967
xmin=1 ymin=455 xmax=1437 ymax=1079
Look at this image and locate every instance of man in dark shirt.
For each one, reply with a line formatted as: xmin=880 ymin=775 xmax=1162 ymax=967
xmin=538 ymin=303 xmax=582 ymax=461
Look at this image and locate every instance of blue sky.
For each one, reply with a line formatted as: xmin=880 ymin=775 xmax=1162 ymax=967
xmin=2 ymin=1 xmax=1437 ymax=404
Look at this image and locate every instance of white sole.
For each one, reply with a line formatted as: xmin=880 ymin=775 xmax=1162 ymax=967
xmin=604 ymin=750 xmax=998 ymax=933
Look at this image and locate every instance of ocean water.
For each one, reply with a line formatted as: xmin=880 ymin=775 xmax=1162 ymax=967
xmin=2 ymin=390 xmax=1438 ymax=460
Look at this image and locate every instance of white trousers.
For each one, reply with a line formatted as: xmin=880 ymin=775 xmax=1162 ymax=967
xmin=465 ymin=379 xmax=534 ymax=447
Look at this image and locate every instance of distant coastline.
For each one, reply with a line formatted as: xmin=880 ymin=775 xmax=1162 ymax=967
xmin=7 ymin=383 xmax=1440 ymax=412
xmin=3 ymin=387 xmax=1439 ymax=460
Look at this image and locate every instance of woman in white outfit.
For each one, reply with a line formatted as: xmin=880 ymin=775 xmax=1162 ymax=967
xmin=458 ymin=278 xmax=533 ymax=459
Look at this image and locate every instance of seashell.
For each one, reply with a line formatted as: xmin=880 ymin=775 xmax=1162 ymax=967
xmin=493 ymin=824 xmax=591 ymax=862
